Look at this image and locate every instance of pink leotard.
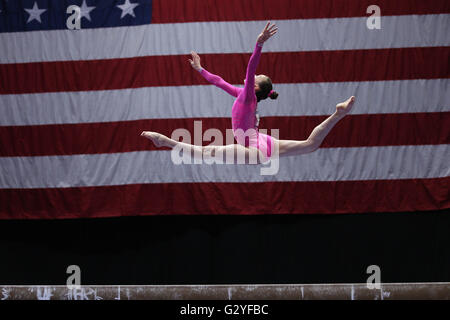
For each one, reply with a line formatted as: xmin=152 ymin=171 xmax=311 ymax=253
xmin=199 ymin=42 xmax=274 ymax=161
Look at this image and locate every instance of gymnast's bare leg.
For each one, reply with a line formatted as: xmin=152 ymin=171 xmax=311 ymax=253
xmin=140 ymin=132 xmax=265 ymax=165
xmin=275 ymin=96 xmax=355 ymax=157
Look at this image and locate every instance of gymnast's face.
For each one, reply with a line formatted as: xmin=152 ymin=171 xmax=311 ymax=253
xmin=244 ymin=75 xmax=268 ymax=92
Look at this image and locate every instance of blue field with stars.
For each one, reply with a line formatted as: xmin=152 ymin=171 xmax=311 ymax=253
xmin=0 ymin=0 xmax=153 ymax=33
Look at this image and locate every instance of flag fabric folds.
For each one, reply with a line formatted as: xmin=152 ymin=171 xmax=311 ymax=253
xmin=0 ymin=0 xmax=449 ymax=218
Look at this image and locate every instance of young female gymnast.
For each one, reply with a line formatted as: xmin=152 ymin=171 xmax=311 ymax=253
xmin=141 ymin=22 xmax=355 ymax=164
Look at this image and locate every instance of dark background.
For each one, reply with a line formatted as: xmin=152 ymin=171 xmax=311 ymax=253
xmin=0 ymin=209 xmax=449 ymax=285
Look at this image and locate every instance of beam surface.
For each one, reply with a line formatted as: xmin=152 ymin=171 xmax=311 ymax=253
xmin=0 ymin=283 xmax=449 ymax=300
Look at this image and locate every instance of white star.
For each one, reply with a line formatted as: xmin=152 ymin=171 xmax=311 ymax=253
xmin=80 ymin=0 xmax=95 ymax=21
xmin=117 ymin=0 xmax=139 ymax=19
xmin=25 ymin=2 xmax=46 ymax=24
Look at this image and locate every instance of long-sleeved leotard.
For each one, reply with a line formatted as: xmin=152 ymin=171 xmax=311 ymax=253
xmin=199 ymin=42 xmax=274 ymax=162
xmin=199 ymin=68 xmax=243 ymax=98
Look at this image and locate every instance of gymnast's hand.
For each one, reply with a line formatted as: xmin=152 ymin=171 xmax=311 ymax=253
xmin=189 ymin=51 xmax=202 ymax=72
xmin=257 ymin=21 xmax=278 ymax=45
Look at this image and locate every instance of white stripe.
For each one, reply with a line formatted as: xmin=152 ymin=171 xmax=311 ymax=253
xmin=1 ymin=79 xmax=448 ymax=126
xmin=1 ymin=15 xmax=449 ymax=64
xmin=0 ymin=145 xmax=448 ymax=189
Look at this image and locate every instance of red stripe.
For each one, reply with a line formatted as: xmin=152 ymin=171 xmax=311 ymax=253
xmin=0 ymin=177 xmax=448 ymax=219
xmin=151 ymin=0 xmax=450 ymax=23
xmin=1 ymin=113 xmax=448 ymax=157
xmin=1 ymin=47 xmax=448 ymax=95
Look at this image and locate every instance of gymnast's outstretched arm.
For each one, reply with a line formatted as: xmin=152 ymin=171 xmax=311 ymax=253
xmin=238 ymin=21 xmax=278 ymax=105
xmin=189 ymin=51 xmax=241 ymax=98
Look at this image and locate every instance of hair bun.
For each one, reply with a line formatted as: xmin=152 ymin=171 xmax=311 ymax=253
xmin=269 ymin=91 xmax=279 ymax=100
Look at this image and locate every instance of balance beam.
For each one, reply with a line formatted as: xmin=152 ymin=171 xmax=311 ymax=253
xmin=1 ymin=283 xmax=448 ymax=300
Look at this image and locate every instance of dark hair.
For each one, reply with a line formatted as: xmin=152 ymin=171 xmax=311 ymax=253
xmin=255 ymin=76 xmax=279 ymax=102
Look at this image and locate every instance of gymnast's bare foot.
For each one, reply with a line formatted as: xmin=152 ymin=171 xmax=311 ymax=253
xmin=141 ymin=131 xmax=171 ymax=148
xmin=336 ymin=96 xmax=355 ymax=116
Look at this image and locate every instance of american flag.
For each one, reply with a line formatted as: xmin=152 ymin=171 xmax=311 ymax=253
xmin=0 ymin=0 xmax=449 ymax=219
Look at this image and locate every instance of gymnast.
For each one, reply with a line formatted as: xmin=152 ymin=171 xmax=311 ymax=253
xmin=141 ymin=22 xmax=355 ymax=164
